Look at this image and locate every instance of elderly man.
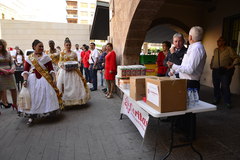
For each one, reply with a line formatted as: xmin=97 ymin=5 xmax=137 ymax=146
xmin=210 ymin=37 xmax=240 ymax=108
xmin=167 ymin=26 xmax=207 ymax=140
xmin=164 ymin=33 xmax=187 ymax=77
xmin=168 ymin=26 xmax=206 ymax=90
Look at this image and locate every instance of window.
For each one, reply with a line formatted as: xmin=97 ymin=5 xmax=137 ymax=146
xmin=67 ymin=19 xmax=77 ymax=23
xmin=80 ymin=11 xmax=88 ymax=17
xmin=66 ymin=1 xmax=77 ymax=8
xmin=90 ymin=3 xmax=95 ymax=9
xmin=222 ymin=14 xmax=240 ymax=54
xmin=67 ymin=10 xmax=77 ymax=14
xmin=90 ymin=12 xmax=94 ymax=17
xmin=80 ymin=3 xmax=88 ymax=8
xmin=80 ymin=20 xmax=88 ymax=24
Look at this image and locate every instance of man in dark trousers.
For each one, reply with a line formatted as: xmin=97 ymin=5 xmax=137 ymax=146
xmin=167 ymin=26 xmax=207 ymax=140
xmin=210 ymin=37 xmax=240 ymax=108
xmin=89 ymin=42 xmax=99 ymax=91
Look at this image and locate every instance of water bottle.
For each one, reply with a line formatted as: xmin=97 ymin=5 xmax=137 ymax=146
xmin=193 ymin=88 xmax=199 ymax=105
xmin=187 ymin=88 xmax=195 ymax=108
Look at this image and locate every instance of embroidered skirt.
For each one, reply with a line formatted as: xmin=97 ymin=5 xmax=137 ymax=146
xmin=57 ymin=68 xmax=90 ymax=107
xmin=18 ymin=73 xmax=60 ymax=116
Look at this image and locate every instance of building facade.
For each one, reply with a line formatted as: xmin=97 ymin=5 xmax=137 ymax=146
xmin=0 ymin=19 xmax=90 ymax=52
xmin=0 ymin=0 xmax=66 ymax=23
xmin=66 ymin=0 xmax=96 ymax=24
xmin=109 ymin=0 xmax=240 ymax=94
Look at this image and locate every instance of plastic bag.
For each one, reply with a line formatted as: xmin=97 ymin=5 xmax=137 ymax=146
xmin=18 ymin=87 xmax=31 ymax=110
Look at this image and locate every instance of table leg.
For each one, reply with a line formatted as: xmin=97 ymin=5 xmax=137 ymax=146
xmin=190 ymin=143 xmax=203 ymax=160
xmin=161 ymin=118 xmax=174 ymax=160
xmin=152 ymin=118 xmax=160 ymax=160
xmin=160 ymin=114 xmax=203 ymax=160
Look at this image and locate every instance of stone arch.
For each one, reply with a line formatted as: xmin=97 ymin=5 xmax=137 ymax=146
xmin=147 ymin=17 xmax=190 ymax=42
xmin=121 ymin=0 xmax=165 ymax=65
xmin=122 ymin=3 xmax=190 ymax=65
xmin=148 ymin=17 xmax=190 ymax=34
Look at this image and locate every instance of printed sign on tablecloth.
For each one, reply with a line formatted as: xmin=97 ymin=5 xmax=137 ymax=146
xmin=121 ymin=94 xmax=149 ymax=138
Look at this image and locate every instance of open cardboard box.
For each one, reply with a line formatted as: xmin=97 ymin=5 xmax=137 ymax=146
xmin=145 ymin=77 xmax=187 ymax=113
xmin=130 ymin=76 xmax=157 ymax=101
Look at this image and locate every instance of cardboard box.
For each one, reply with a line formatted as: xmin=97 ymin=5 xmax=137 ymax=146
xmin=116 ymin=76 xmax=129 ymax=86
xmin=119 ymin=79 xmax=130 ymax=89
xmin=145 ymin=77 xmax=187 ymax=113
xmin=130 ymin=76 xmax=157 ymax=101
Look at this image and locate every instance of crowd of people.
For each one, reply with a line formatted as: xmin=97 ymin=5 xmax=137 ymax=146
xmin=155 ymin=26 xmax=238 ymax=139
xmin=0 ymin=37 xmax=117 ymax=125
xmin=0 ymin=25 xmax=239 ymax=125
xmin=156 ymin=27 xmax=239 ymax=109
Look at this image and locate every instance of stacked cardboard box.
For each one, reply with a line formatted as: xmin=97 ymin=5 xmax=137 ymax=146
xmin=144 ymin=64 xmax=157 ymax=76
xmin=129 ymin=76 xmax=157 ymax=101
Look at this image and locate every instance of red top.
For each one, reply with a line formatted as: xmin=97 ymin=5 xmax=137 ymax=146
xmin=104 ymin=50 xmax=117 ymax=80
xmin=156 ymin=51 xmax=168 ymax=75
xmin=80 ymin=51 xmax=85 ymax=63
xmin=83 ymin=50 xmax=90 ymax=68
xmin=24 ymin=61 xmax=54 ymax=79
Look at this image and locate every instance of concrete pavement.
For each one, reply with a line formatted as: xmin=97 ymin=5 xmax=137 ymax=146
xmin=0 ymin=85 xmax=240 ymax=160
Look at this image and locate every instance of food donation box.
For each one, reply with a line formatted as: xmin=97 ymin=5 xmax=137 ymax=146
xmin=145 ymin=77 xmax=187 ymax=113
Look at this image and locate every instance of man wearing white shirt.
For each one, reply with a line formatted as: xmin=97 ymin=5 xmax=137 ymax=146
xmin=74 ymin=44 xmax=82 ymax=62
xmin=168 ymin=26 xmax=206 ymax=90
xmin=167 ymin=26 xmax=206 ymax=140
xmin=89 ymin=42 xmax=99 ymax=91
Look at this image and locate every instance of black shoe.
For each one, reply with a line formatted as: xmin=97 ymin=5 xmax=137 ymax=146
xmin=0 ymin=102 xmax=12 ymax=108
xmin=102 ymin=88 xmax=107 ymax=92
xmin=90 ymin=88 xmax=97 ymax=91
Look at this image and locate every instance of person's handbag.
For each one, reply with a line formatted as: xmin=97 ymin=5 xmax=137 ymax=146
xmin=91 ymin=57 xmax=102 ymax=70
xmin=17 ymin=87 xmax=31 ymax=110
xmin=95 ymin=62 xmax=103 ymax=70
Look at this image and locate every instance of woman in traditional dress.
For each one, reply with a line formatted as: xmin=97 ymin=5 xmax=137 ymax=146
xmin=45 ymin=40 xmax=60 ymax=72
xmin=20 ymin=39 xmax=62 ymax=125
xmin=0 ymin=39 xmax=18 ymax=110
xmin=57 ymin=37 xmax=90 ymax=107
xmin=104 ymin=43 xmax=117 ymax=99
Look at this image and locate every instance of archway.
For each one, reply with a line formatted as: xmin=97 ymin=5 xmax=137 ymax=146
xmin=123 ymin=16 xmax=189 ymax=65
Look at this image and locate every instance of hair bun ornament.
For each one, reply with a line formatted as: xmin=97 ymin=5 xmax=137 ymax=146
xmin=64 ymin=37 xmax=71 ymax=44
